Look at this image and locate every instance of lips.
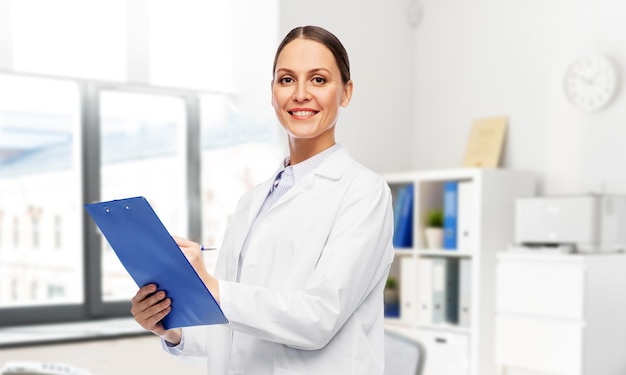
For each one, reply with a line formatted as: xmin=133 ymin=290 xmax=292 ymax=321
xmin=288 ymin=110 xmax=318 ymax=118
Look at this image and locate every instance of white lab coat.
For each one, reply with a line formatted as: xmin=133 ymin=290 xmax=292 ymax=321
xmin=165 ymin=147 xmax=395 ymax=375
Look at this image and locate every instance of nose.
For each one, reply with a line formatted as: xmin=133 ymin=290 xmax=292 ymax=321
xmin=292 ymin=81 xmax=310 ymax=102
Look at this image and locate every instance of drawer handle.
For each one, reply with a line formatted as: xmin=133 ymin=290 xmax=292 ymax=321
xmin=435 ymin=337 xmax=447 ymax=344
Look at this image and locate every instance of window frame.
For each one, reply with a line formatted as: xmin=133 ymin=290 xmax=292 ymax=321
xmin=0 ymin=75 xmax=204 ymax=327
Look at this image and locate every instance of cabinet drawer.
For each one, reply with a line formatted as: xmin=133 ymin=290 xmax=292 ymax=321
xmin=496 ymin=316 xmax=583 ymax=374
xmin=418 ymin=330 xmax=469 ymax=375
xmin=496 ymin=260 xmax=585 ymax=318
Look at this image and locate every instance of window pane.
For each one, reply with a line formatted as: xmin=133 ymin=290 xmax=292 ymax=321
xmin=199 ymin=94 xmax=281 ymax=272
xmin=99 ymin=90 xmax=188 ymax=301
xmin=11 ymin=0 xmax=126 ymax=81
xmin=0 ymin=74 xmax=82 ymax=307
xmin=148 ymin=0 xmax=234 ymax=91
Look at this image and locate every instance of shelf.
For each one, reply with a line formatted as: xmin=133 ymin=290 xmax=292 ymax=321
xmin=384 ymin=168 xmax=537 ymax=375
xmin=393 ymin=249 xmax=416 ymax=256
xmin=416 ymin=249 xmax=473 ymax=258
xmin=394 ymin=249 xmax=473 ymax=258
xmin=384 ymin=168 xmax=482 ymax=184
xmin=417 ymin=323 xmax=472 ymax=335
xmin=384 ymin=318 xmax=414 ymax=328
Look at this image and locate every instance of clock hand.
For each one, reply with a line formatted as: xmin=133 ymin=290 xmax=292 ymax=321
xmin=588 ymin=70 xmax=600 ymax=84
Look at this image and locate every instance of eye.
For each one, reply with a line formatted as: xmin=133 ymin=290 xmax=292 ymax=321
xmin=312 ymin=76 xmax=326 ymax=84
xmin=279 ymin=76 xmax=294 ymax=84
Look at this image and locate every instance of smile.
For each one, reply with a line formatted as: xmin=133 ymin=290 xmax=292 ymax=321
xmin=289 ymin=110 xmax=318 ymax=117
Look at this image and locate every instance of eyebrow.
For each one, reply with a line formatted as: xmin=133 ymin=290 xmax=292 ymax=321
xmin=275 ymin=67 xmax=332 ymax=75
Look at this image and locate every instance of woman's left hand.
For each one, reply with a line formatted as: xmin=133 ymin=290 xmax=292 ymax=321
xmin=173 ymin=236 xmax=221 ymax=304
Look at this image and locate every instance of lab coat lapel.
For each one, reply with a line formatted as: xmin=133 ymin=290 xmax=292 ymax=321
xmin=270 ymin=148 xmax=354 ymax=210
xmin=226 ymin=175 xmax=275 ymax=279
xmin=232 ymin=169 xmax=280 ymax=253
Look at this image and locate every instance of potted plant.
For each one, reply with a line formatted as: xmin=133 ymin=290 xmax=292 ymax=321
xmin=384 ymin=277 xmax=400 ymax=318
xmin=424 ymin=208 xmax=444 ymax=249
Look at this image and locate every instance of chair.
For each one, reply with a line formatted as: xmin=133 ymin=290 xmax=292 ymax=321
xmin=384 ymin=329 xmax=425 ymax=375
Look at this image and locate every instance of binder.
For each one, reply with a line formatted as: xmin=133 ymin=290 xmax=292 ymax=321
xmin=457 ymin=181 xmax=475 ymax=252
xmin=432 ymin=257 xmax=460 ymax=325
xmin=431 ymin=257 xmax=446 ymax=324
xmin=445 ymin=258 xmax=460 ymax=324
xmin=443 ymin=182 xmax=458 ymax=250
xmin=85 ymin=196 xmax=228 ymax=329
xmin=458 ymin=258 xmax=472 ymax=327
xmin=417 ymin=257 xmax=433 ymax=326
xmin=393 ymin=185 xmax=414 ymax=248
xmin=400 ymin=257 xmax=418 ymax=324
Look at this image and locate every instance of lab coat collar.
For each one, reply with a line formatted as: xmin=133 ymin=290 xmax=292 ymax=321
xmin=233 ymin=147 xmax=355 ymax=274
xmin=310 ymin=146 xmax=353 ymax=181
xmin=244 ymin=146 xmax=354 ymax=230
xmin=264 ymin=146 xmax=354 ymax=209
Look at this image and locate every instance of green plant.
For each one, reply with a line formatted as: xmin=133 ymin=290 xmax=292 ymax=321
xmin=426 ymin=208 xmax=444 ymax=228
xmin=385 ymin=277 xmax=398 ymax=290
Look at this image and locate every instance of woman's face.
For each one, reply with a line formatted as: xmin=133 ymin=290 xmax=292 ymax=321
xmin=272 ymin=38 xmax=352 ymax=144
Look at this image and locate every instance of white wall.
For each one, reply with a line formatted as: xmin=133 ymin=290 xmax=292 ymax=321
xmin=413 ymin=0 xmax=626 ymax=195
xmin=281 ymin=0 xmax=626 ymax=195
xmin=278 ymin=0 xmax=416 ymax=173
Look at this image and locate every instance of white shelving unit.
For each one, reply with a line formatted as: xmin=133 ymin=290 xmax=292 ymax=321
xmin=383 ymin=168 xmax=536 ymax=375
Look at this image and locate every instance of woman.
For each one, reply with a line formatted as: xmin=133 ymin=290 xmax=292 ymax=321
xmin=131 ymin=25 xmax=394 ymax=374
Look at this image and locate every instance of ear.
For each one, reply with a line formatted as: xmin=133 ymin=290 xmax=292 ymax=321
xmin=340 ymin=80 xmax=353 ymax=107
xmin=270 ymin=80 xmax=275 ymax=106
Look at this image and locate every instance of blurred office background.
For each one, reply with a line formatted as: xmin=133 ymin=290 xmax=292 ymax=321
xmin=2 ymin=0 xmax=626 ymax=374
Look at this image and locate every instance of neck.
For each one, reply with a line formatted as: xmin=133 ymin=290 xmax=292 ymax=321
xmin=287 ymin=132 xmax=335 ymax=165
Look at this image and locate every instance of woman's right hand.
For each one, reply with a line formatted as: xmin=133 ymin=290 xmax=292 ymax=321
xmin=130 ymin=284 xmax=182 ymax=345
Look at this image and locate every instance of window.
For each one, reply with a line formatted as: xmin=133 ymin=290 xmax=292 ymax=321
xmin=12 ymin=217 xmax=18 ymax=248
xmin=0 ymin=74 xmax=83 ymax=309
xmin=54 ymin=215 xmax=62 ymax=251
xmin=29 ymin=206 xmax=42 ymax=249
xmin=0 ymin=0 xmax=280 ymax=327
xmin=148 ymin=1 xmax=235 ymax=91
xmin=11 ymin=0 xmax=126 ymax=81
xmin=98 ymin=90 xmax=189 ymax=301
xmin=198 ymin=94 xmax=281 ymax=271
xmin=0 ymin=210 xmax=3 ymax=247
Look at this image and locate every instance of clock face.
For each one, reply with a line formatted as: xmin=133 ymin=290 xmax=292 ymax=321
xmin=564 ymin=55 xmax=618 ymax=112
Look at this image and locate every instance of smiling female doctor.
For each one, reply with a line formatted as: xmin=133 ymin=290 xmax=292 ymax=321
xmin=130 ymin=25 xmax=395 ymax=375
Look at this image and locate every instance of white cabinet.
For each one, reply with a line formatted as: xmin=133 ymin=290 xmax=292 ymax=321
xmin=383 ymin=168 xmax=536 ymax=375
xmin=495 ymin=253 xmax=626 ymax=375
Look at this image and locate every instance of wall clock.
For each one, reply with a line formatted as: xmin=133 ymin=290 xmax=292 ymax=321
xmin=563 ymin=54 xmax=618 ymax=112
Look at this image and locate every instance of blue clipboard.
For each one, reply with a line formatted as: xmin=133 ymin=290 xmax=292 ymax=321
xmin=85 ymin=196 xmax=228 ymax=329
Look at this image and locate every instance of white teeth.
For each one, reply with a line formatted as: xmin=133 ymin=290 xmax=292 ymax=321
xmin=292 ymin=111 xmax=315 ymax=117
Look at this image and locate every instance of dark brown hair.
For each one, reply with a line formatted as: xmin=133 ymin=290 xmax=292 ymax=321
xmin=272 ymin=25 xmax=351 ymax=84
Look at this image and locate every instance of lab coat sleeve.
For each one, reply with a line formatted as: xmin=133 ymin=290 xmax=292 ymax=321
xmin=160 ymin=325 xmax=208 ymax=366
xmin=219 ymin=173 xmax=394 ymax=350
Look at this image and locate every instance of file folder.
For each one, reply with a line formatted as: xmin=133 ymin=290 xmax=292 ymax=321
xmin=458 ymin=258 xmax=472 ymax=327
xmin=417 ymin=257 xmax=433 ymax=326
xmin=443 ymin=182 xmax=458 ymax=250
xmin=85 ymin=196 xmax=228 ymax=329
xmin=393 ymin=184 xmax=414 ymax=248
xmin=457 ymin=181 xmax=475 ymax=253
xmin=432 ymin=257 xmax=460 ymax=324
xmin=431 ymin=257 xmax=446 ymax=324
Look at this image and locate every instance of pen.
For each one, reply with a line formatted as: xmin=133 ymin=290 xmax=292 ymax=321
xmin=201 ymin=245 xmax=217 ymax=251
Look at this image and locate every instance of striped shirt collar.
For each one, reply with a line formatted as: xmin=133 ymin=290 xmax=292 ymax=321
xmin=280 ymin=143 xmax=342 ymax=185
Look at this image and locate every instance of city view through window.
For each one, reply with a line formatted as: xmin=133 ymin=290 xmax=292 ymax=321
xmin=0 ymin=75 xmax=282 ymax=309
